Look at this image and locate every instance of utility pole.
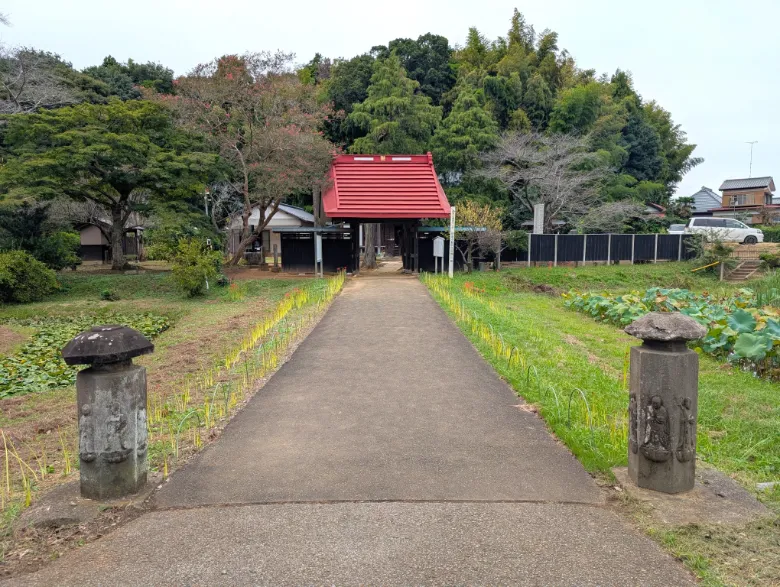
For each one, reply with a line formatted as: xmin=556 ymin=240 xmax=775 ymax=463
xmin=746 ymin=141 xmax=758 ymax=177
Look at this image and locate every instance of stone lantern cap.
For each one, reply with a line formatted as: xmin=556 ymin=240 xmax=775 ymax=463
xmin=62 ymin=325 xmax=154 ymax=366
xmin=625 ymin=312 xmax=707 ymax=342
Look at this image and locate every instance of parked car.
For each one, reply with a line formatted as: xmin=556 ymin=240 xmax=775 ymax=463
xmin=667 ymin=224 xmax=686 ymax=235
xmin=684 ymin=218 xmax=764 ymax=244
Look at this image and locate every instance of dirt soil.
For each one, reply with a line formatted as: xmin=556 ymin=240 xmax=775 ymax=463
xmin=0 ymin=326 xmax=32 ymax=355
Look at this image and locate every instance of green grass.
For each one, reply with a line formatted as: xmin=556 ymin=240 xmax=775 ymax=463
xmin=502 ymin=262 xmax=741 ymax=293
xmin=423 ymin=269 xmax=779 ymax=586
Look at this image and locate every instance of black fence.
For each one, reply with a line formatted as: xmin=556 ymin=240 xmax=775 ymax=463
xmin=280 ymin=231 xmax=355 ymax=273
xmin=524 ymin=233 xmax=697 ymax=265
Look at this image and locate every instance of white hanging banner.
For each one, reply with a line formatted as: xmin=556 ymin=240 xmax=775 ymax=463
xmin=533 ymin=203 xmax=545 ymax=234
xmin=448 ymin=206 xmax=456 ymax=278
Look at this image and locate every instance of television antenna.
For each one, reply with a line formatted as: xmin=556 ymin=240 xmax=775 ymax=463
xmin=745 ymin=141 xmax=758 ymax=177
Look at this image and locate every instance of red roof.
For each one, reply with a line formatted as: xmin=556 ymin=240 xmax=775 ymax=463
xmin=322 ymin=153 xmax=451 ymax=219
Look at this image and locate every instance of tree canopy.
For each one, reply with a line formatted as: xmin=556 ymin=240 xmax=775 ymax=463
xmin=0 ymin=7 xmax=703 ymax=252
xmin=346 ymin=54 xmax=442 ymax=155
xmin=0 ymin=99 xmax=215 ymax=268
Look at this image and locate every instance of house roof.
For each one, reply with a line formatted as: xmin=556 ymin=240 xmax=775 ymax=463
xmin=709 ymin=204 xmax=780 ymax=212
xmin=690 ymin=186 xmax=722 ymax=213
xmin=278 ymin=204 xmax=315 ymax=223
xmin=322 ymin=153 xmax=451 ymax=219
xmin=719 ymin=177 xmax=775 ymax=191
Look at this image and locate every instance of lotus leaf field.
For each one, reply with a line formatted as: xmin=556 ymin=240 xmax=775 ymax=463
xmin=564 ymin=287 xmax=780 ymax=379
xmin=0 ymin=313 xmax=171 ymax=398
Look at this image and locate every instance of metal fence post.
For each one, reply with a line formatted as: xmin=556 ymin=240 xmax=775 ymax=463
xmin=678 ymin=234 xmax=683 ymax=261
xmin=527 ymin=232 xmax=531 ymax=268
xmin=631 ymin=234 xmax=636 ymax=265
xmin=654 ymin=233 xmax=659 ymax=264
xmin=607 ymin=234 xmax=612 ymax=265
xmin=554 ymin=234 xmax=558 ymax=267
xmin=582 ymin=234 xmax=587 ymax=266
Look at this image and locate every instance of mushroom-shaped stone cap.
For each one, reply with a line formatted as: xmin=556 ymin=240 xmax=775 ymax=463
xmin=61 ymin=325 xmax=154 ymax=366
xmin=625 ymin=312 xmax=707 ymax=342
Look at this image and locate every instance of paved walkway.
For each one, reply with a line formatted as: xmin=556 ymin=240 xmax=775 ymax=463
xmin=6 ymin=277 xmax=694 ymax=586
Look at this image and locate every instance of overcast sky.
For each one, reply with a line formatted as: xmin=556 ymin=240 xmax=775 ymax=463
xmin=2 ymin=0 xmax=778 ymax=198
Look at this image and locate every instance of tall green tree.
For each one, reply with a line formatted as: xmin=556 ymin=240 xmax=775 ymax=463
xmin=643 ymin=101 xmax=703 ymax=194
xmin=347 ymin=54 xmax=442 ymax=154
xmin=521 ymin=72 xmax=553 ymax=129
xmin=432 ymin=86 xmax=499 ymax=176
xmin=384 ymin=34 xmax=455 ymax=105
xmin=323 ymin=53 xmax=375 ymax=147
xmin=0 ymin=100 xmax=215 ymax=269
xmin=83 ymin=56 xmax=175 ymax=100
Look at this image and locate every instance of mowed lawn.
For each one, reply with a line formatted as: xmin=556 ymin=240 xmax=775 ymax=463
xmin=424 ymin=263 xmax=779 ymax=587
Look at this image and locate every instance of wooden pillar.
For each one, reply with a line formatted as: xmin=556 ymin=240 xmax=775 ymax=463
xmin=414 ymin=223 xmax=419 ymax=273
xmin=352 ymin=224 xmax=360 ymax=274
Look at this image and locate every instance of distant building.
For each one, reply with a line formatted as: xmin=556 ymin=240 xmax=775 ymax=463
xmin=689 ymin=186 xmax=722 ymax=215
xmin=228 ymin=204 xmax=315 ymax=255
xmin=708 ymin=177 xmax=779 ymax=224
xmin=644 ymin=203 xmax=666 ymax=217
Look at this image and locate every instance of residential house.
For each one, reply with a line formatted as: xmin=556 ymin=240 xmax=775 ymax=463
xmin=708 ymin=177 xmax=779 ymax=224
xmin=228 ymin=204 xmax=315 ymax=256
xmin=644 ymin=203 xmax=666 ymax=217
xmin=77 ymin=224 xmax=144 ymax=262
xmin=689 ymin=186 xmax=722 ymax=216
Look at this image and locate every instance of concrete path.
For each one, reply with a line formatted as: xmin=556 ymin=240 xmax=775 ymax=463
xmin=5 ymin=277 xmax=694 ymax=586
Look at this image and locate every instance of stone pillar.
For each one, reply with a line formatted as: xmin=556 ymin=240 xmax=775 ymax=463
xmin=625 ymin=313 xmax=706 ymax=494
xmin=62 ymin=326 xmax=154 ymax=500
xmin=272 ymin=244 xmax=280 ymax=272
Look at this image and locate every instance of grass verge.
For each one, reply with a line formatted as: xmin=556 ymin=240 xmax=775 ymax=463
xmin=422 ymin=269 xmax=778 ymax=587
xmin=0 ymin=271 xmax=345 ymax=571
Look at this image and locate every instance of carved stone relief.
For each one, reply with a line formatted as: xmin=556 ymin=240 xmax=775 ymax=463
xmin=676 ymin=397 xmax=695 ymax=462
xmin=640 ymin=395 xmax=671 ymax=462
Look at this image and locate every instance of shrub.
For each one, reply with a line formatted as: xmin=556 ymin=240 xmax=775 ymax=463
xmin=690 ymin=237 xmax=737 ymax=274
xmin=0 ymin=250 xmax=59 ymax=303
xmin=758 ymin=225 xmax=780 ymax=243
xmin=760 ymin=253 xmax=780 ymax=269
xmin=33 ymin=231 xmax=82 ymax=270
xmin=171 ymin=239 xmax=222 ymax=297
xmin=100 ymin=289 xmax=119 ymax=301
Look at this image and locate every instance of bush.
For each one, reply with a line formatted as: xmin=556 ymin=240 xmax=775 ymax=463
xmin=0 ymin=250 xmax=59 ymax=303
xmin=757 ymin=225 xmax=780 ymax=243
xmin=760 ymin=253 xmax=780 ymax=269
xmin=33 ymin=231 xmax=82 ymax=270
xmin=689 ymin=236 xmax=737 ymax=274
xmin=100 ymin=289 xmax=119 ymax=301
xmin=171 ymin=239 xmax=222 ymax=297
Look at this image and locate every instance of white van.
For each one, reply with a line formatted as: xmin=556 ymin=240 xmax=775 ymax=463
xmin=684 ymin=218 xmax=764 ymax=244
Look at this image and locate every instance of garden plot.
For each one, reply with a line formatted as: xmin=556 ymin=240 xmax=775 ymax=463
xmin=565 ymin=287 xmax=780 ymax=380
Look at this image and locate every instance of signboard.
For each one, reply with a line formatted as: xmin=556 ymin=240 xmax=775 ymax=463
xmin=448 ymin=206 xmax=456 ymax=278
xmin=532 ymin=203 xmax=545 ymax=234
xmin=315 ymin=233 xmax=322 ymax=262
xmin=433 ymin=236 xmax=445 ymax=258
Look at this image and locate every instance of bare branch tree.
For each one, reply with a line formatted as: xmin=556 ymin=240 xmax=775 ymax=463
xmin=576 ymin=201 xmax=648 ymax=234
xmin=480 ymin=132 xmax=608 ymax=232
xmin=164 ymin=52 xmax=336 ymax=265
xmin=0 ymin=46 xmax=76 ymax=113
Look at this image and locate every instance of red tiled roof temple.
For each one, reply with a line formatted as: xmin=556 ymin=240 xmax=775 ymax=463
xmin=322 ymin=153 xmax=451 ymax=219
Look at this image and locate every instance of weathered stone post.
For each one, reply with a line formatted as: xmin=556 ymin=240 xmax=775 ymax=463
xmin=272 ymin=244 xmax=280 ymax=272
xmin=625 ymin=312 xmax=706 ymax=494
xmin=61 ymin=326 xmax=154 ymax=500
